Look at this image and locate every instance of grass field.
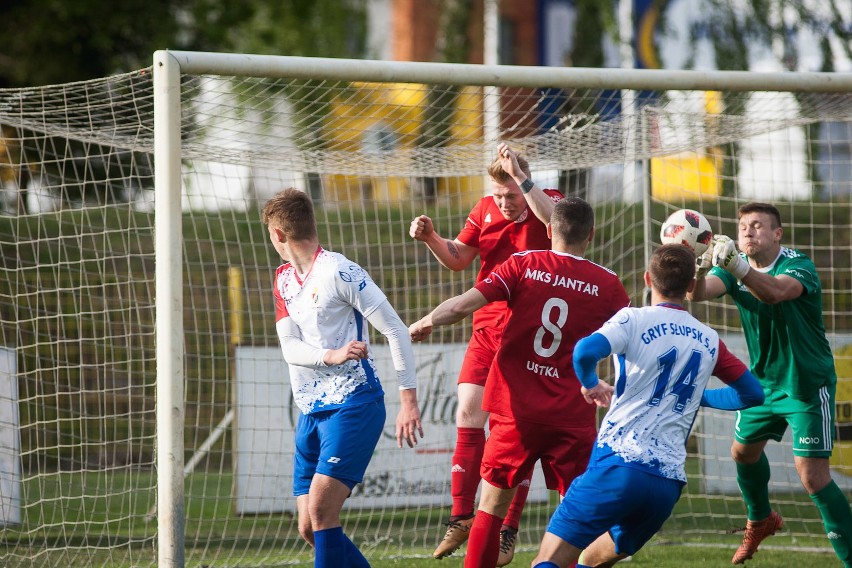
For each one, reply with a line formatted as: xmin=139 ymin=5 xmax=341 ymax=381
xmin=2 ymin=537 xmax=834 ymax=567
xmin=0 ymin=462 xmax=840 ymax=567
xmin=0 ymin=533 xmax=837 ymax=567
xmin=368 ymin=546 xmax=837 ymax=567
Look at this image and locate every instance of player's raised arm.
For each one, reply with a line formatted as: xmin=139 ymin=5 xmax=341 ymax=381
xmin=497 ymin=143 xmax=555 ymax=227
xmin=409 ymin=214 xmax=478 ymax=271
xmin=409 ymin=288 xmax=489 ymax=342
xmin=714 ymin=234 xmax=802 ymax=304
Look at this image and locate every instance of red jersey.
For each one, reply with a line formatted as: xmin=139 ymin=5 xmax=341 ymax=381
xmin=457 ymin=189 xmax=562 ymax=330
xmin=475 ymin=250 xmax=630 ymax=427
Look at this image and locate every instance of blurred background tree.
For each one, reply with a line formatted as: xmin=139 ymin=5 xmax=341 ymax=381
xmin=0 ymin=0 xmax=367 ymax=213
xmin=0 ymin=0 xmax=367 ymax=88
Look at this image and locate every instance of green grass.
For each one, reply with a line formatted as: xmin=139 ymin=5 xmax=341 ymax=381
xmin=5 ymin=538 xmax=831 ymax=567
xmin=1 ymin=532 xmax=835 ymax=568
xmin=367 ymin=545 xmax=836 ymax=567
xmin=0 ymin=465 xmax=839 ymax=567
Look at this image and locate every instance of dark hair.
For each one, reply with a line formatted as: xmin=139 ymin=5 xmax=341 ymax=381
xmin=550 ymin=197 xmax=594 ymax=245
xmin=487 ymin=151 xmax=531 ymax=183
xmin=649 ymin=244 xmax=696 ymax=299
xmin=261 ymin=188 xmax=317 ymax=241
xmin=738 ymin=202 xmax=782 ymax=229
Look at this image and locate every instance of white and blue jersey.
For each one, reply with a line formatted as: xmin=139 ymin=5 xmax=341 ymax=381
xmin=592 ymin=305 xmax=742 ymax=483
xmin=548 ymin=303 xmax=757 ymax=555
xmin=273 ymin=248 xmax=387 ymax=414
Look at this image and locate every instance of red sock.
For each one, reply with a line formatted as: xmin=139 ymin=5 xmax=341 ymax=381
xmin=463 ymin=510 xmax=503 ymax=568
xmin=502 ymin=477 xmax=531 ymax=529
xmin=451 ymin=427 xmax=485 ymax=517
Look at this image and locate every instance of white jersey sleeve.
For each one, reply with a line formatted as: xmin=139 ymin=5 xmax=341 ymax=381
xmin=276 ymin=315 xmax=328 ymax=368
xmin=365 ymin=301 xmax=417 ymax=390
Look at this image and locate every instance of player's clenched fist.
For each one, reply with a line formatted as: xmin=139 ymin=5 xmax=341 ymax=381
xmin=712 ymin=235 xmax=751 ymax=280
xmin=322 ymin=340 xmax=368 ymax=365
xmin=409 ymin=318 xmax=433 ymax=342
xmin=409 ymin=215 xmax=435 ymax=242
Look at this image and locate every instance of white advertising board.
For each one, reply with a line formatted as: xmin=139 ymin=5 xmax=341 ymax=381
xmin=233 ymin=344 xmax=551 ymax=514
xmin=0 ymin=347 xmax=20 ymax=525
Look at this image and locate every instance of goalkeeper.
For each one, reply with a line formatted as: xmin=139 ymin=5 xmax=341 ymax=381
xmin=689 ymin=201 xmax=852 ymax=566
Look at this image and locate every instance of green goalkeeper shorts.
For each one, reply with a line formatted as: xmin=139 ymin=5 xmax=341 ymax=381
xmin=734 ymin=385 xmax=835 ymax=458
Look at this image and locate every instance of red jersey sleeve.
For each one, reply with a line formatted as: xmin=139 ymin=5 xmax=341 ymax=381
xmin=474 ymin=254 xmax=519 ymax=303
xmin=273 ymin=264 xmax=290 ymax=322
xmin=609 ymin=275 xmax=631 ymax=313
xmin=712 ymin=339 xmax=749 ymax=384
xmin=456 ymin=198 xmax=486 ymax=248
xmin=542 ymin=188 xmax=564 ymax=202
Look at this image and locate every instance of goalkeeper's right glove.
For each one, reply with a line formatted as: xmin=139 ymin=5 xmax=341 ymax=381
xmin=695 ymin=244 xmax=713 ymax=280
xmin=712 ymin=235 xmax=751 ymax=280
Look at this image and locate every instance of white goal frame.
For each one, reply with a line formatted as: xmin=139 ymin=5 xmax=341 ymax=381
xmin=152 ymin=50 xmax=852 ymax=568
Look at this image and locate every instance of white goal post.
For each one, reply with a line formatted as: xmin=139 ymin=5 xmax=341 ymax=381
xmin=0 ymin=50 xmax=851 ymax=568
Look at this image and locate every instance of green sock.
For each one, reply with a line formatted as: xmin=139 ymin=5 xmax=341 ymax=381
xmin=736 ymin=452 xmax=772 ymax=521
xmin=810 ymin=480 xmax=852 ymax=567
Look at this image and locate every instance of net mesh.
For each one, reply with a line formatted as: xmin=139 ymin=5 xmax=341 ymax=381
xmin=0 ymin=60 xmax=850 ymax=566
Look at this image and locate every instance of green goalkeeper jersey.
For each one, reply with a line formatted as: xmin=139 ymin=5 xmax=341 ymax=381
xmin=711 ymin=246 xmax=836 ymax=400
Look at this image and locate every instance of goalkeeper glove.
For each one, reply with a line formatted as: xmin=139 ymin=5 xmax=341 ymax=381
xmin=695 ymin=244 xmax=713 ymax=280
xmin=712 ymin=235 xmax=750 ymax=280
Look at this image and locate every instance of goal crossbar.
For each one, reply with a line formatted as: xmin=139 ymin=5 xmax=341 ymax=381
xmin=163 ymin=49 xmax=852 ymax=93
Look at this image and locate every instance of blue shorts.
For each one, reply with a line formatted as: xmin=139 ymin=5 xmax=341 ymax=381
xmin=293 ymin=399 xmax=386 ymax=496
xmin=546 ymin=464 xmax=683 ymax=556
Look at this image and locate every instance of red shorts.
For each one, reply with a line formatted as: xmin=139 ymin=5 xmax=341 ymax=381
xmin=457 ymin=327 xmax=501 ymax=386
xmin=481 ymin=412 xmax=596 ymax=496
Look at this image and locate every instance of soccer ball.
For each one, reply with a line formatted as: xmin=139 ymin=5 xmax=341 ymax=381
xmin=660 ymin=209 xmax=713 ymax=255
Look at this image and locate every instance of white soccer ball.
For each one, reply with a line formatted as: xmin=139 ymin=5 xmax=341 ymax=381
xmin=660 ymin=209 xmax=714 ymax=255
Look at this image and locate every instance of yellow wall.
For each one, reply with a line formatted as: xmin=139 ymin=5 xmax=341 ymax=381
xmin=321 ymin=83 xmax=484 ymax=207
xmin=831 ymin=344 xmax=852 ymax=474
xmin=650 ymin=149 xmax=722 ymax=202
xmin=650 ymin=91 xmax=724 ymax=203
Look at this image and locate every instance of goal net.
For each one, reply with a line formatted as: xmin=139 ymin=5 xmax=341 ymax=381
xmin=0 ymin=51 xmax=850 ymax=566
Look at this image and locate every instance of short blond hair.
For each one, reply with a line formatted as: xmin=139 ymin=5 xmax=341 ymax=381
xmin=487 ymin=152 xmax=531 ymax=183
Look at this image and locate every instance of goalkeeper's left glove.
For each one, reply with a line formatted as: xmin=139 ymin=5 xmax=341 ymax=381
xmin=695 ymin=244 xmax=714 ymax=280
xmin=712 ymin=235 xmax=750 ymax=280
